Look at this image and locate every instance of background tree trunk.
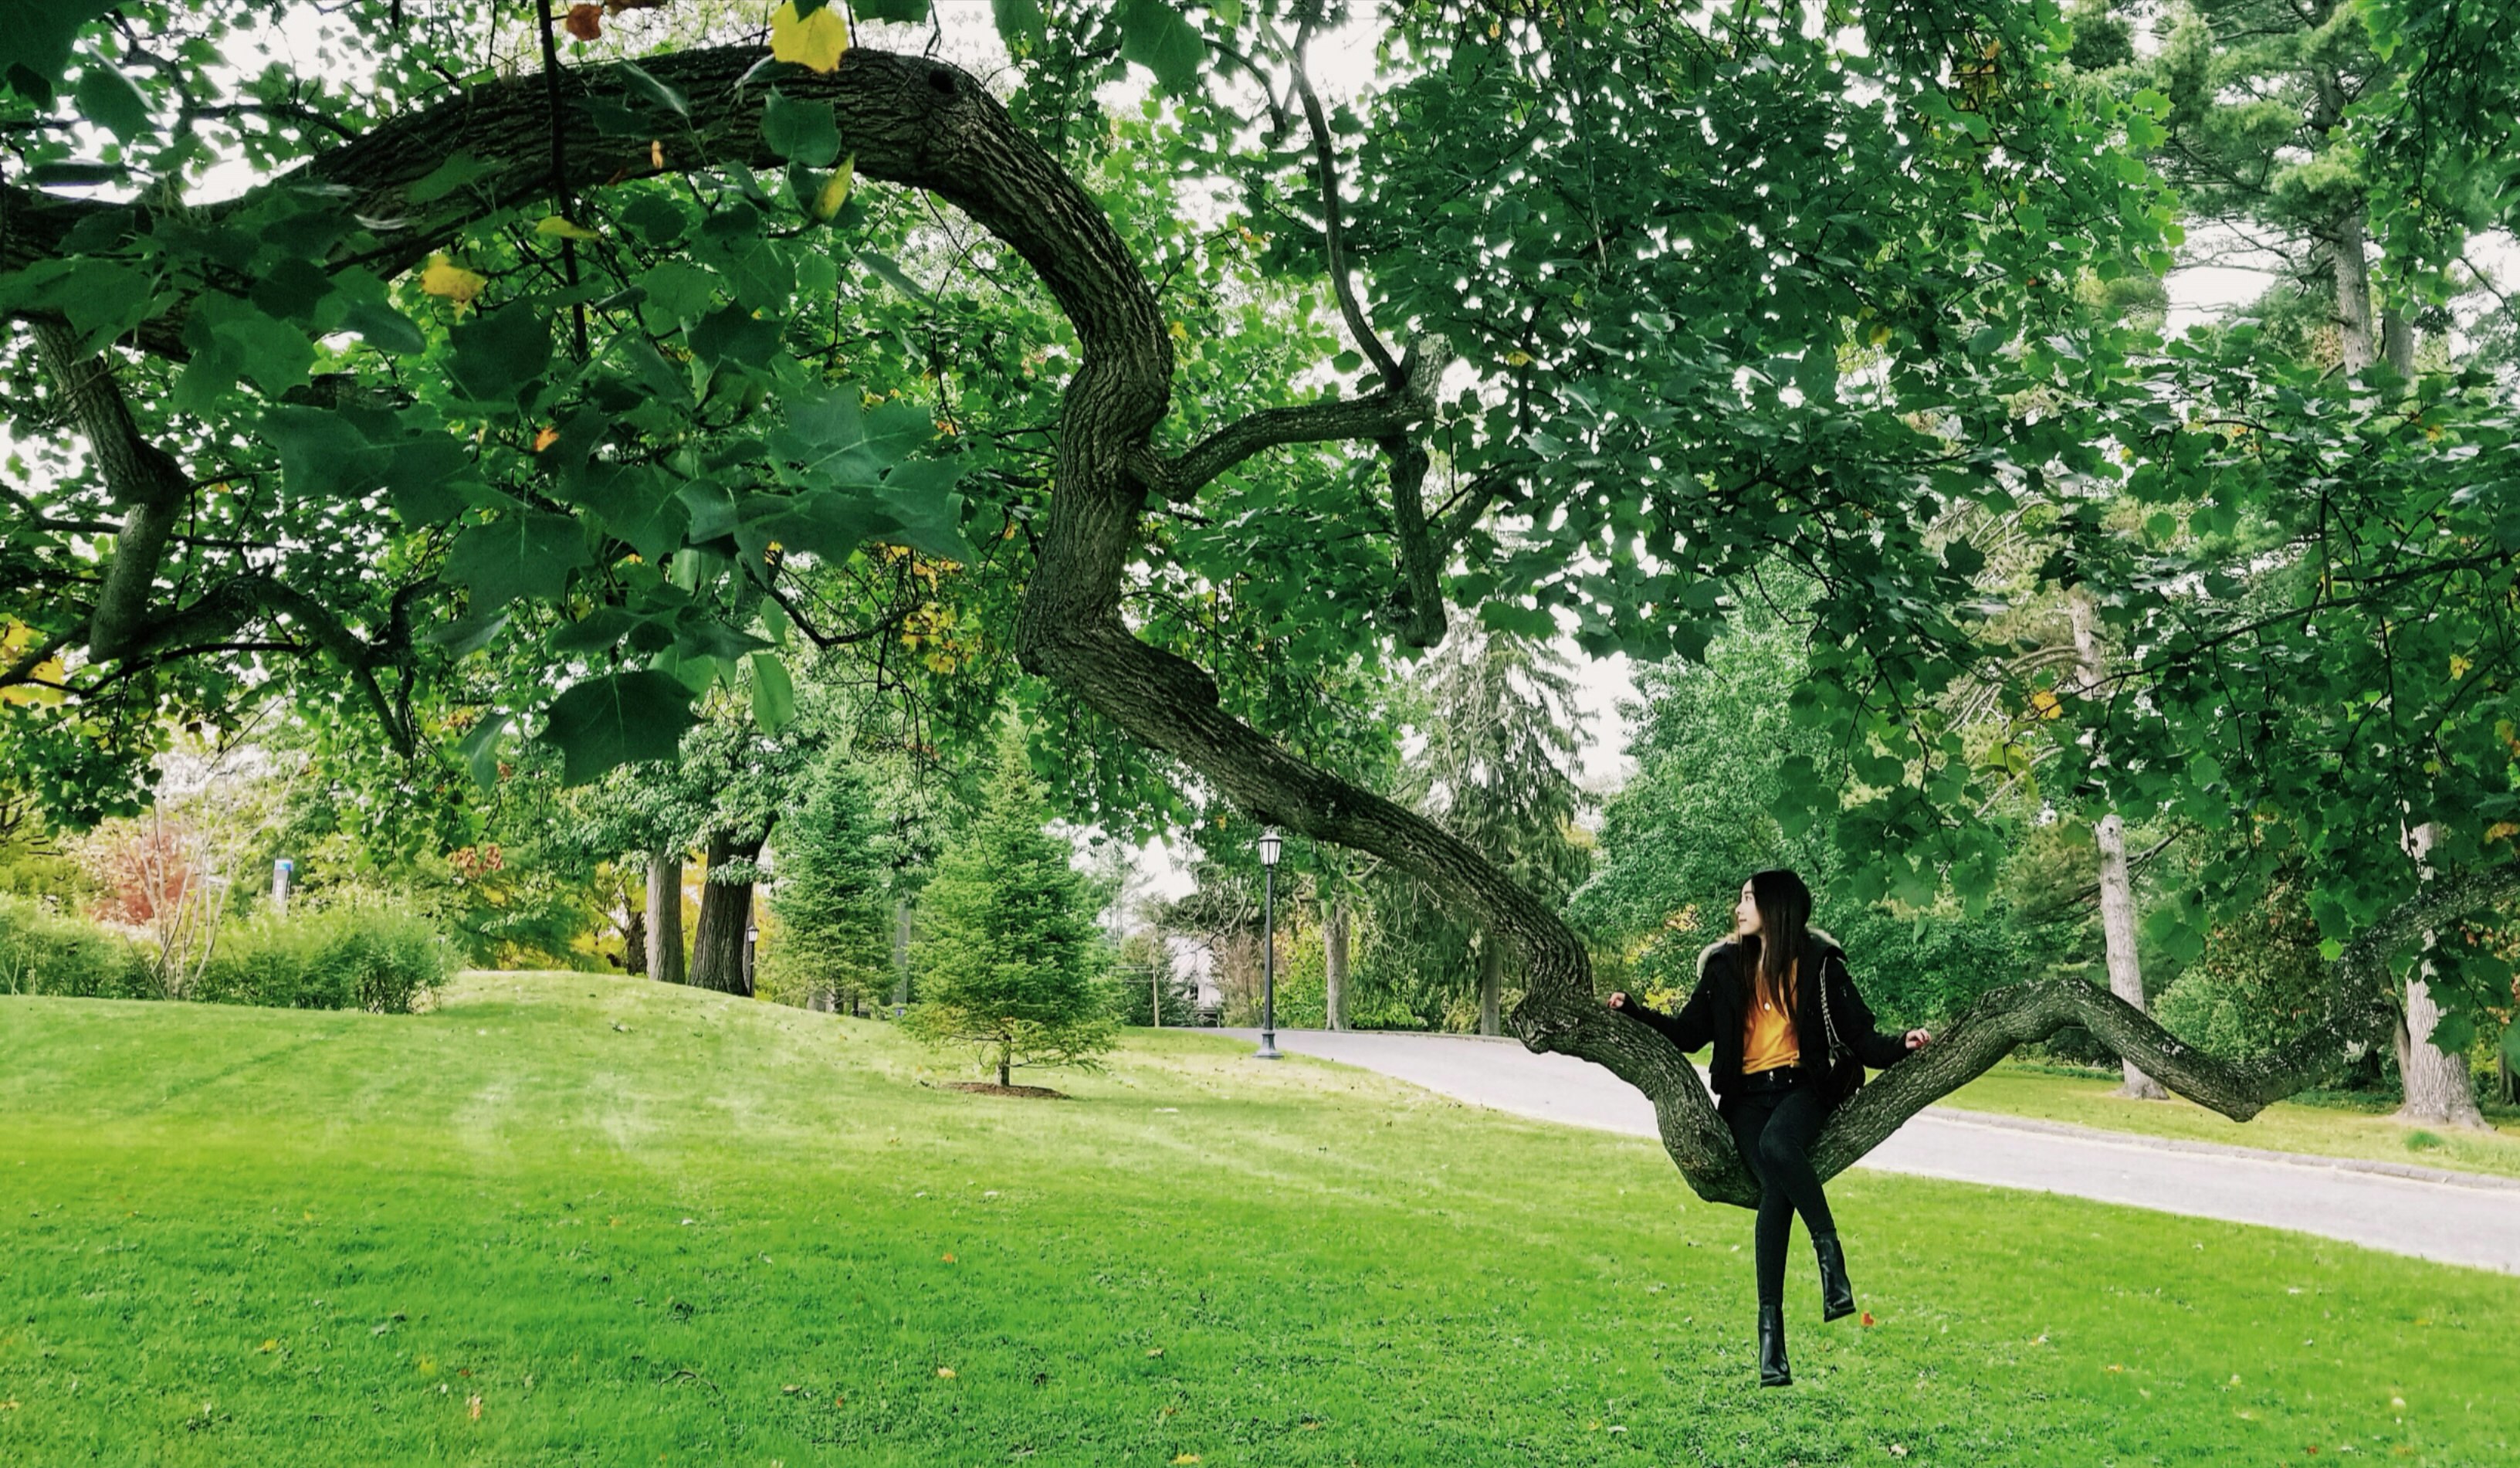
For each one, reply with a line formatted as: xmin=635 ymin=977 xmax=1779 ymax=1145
xmin=689 ymin=833 xmax=763 ymax=996
xmin=2395 ymin=822 xmax=2485 ymax=1127
xmin=2095 ymin=814 xmax=2167 ymax=1099
xmin=645 ymin=850 xmax=685 ymax=986
xmin=2332 ymin=209 xmax=2380 ymax=374
xmin=2071 ymin=597 xmax=2166 ymax=1099
xmin=892 ymin=896 xmax=912 ymax=1008
xmin=2396 ymin=977 xmax=2487 ymax=1127
xmin=1325 ymin=897 xmax=1350 ymax=1031
xmin=623 ymin=908 xmax=648 ymax=978
xmin=1478 ymin=936 xmax=1504 ymax=1036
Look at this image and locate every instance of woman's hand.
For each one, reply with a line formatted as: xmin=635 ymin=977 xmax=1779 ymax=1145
xmin=1607 ymin=991 xmax=1631 ymax=1012
xmin=1904 ymin=1028 xmax=1932 ymax=1051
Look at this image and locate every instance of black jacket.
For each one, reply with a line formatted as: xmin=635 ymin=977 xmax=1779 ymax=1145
xmin=1625 ymin=930 xmax=1910 ymax=1097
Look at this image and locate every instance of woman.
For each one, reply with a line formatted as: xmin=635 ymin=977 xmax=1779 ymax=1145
xmin=1607 ymin=869 xmax=1930 ymax=1387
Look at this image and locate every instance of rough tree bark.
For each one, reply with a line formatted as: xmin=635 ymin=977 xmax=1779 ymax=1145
xmin=1324 ymin=898 xmax=1350 ymax=1032
xmin=624 ymin=907 xmax=648 ymax=978
xmin=16 ymin=42 xmax=2513 ymax=1205
xmin=645 ymin=849 xmax=685 ymax=987
xmin=689 ymin=832 xmax=764 ymax=996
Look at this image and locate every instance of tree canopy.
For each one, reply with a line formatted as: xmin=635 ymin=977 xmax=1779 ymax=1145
xmin=5 ymin=0 xmax=2516 ymax=1205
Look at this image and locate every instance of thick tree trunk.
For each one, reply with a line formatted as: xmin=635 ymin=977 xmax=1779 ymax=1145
xmin=645 ymin=850 xmax=685 ymax=986
xmin=1478 ymin=936 xmax=1505 ymax=1036
xmin=2095 ymin=814 xmax=2167 ymax=1100
xmin=998 ymin=1042 xmax=1011 ymax=1089
xmin=689 ymin=832 xmax=763 ymax=997
xmin=1325 ymin=898 xmax=1350 ymax=1032
xmin=2396 ymin=977 xmax=2487 ymax=1127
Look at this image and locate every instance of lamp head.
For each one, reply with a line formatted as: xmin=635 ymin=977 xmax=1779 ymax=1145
xmin=1258 ymin=828 xmax=1282 ymax=868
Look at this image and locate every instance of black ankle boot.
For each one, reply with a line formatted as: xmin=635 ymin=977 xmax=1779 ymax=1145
xmin=1757 ymin=1301 xmax=1791 ymax=1387
xmin=1813 ymin=1232 xmax=1856 ymax=1322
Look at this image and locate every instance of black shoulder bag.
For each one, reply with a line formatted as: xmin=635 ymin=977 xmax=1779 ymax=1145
xmin=1815 ymin=951 xmax=1865 ymax=1109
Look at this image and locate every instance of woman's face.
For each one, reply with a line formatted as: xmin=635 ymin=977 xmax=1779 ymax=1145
xmin=1736 ymin=880 xmax=1761 ymax=935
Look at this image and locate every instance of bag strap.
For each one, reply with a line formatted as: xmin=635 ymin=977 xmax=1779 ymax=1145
xmin=1816 ymin=948 xmax=1850 ymax=1063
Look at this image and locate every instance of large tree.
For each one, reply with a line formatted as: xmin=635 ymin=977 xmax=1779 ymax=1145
xmin=5 ymin=0 xmax=2515 ymax=1208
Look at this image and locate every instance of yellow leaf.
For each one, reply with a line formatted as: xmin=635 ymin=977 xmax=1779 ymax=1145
xmin=534 ymin=215 xmax=601 ymax=241
xmin=421 ymin=255 xmax=487 ymax=307
xmin=1173 ymin=1456 xmax=1201 ymax=1465
xmin=2485 ymin=821 xmax=2519 ymax=843
xmin=1870 ymin=323 xmax=1892 ymax=346
xmin=2030 ymin=689 xmax=2062 ymax=720
xmin=533 ymin=425 xmax=562 ymax=453
xmin=2450 ymin=653 xmax=2472 ymax=680
xmin=258 ymin=1339 xmax=279 ymax=1353
xmin=813 ymin=154 xmax=856 ymax=221
xmin=1505 ymin=349 xmax=1533 ymax=367
xmin=771 ymin=1 xmax=850 ymax=73
xmin=935 ymin=1366 xmax=956 ymax=1378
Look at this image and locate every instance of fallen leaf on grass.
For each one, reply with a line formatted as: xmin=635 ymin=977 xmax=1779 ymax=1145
xmin=940 ymin=1253 xmax=955 ymax=1263
xmin=936 ymin=1368 xmax=955 ymax=1379
xmin=1861 ymin=1311 xmax=1875 ymax=1327
xmin=258 ymin=1339 xmax=279 ymax=1353
xmin=1147 ymin=1348 xmax=1163 ymax=1358
xmin=1172 ymin=1456 xmax=1200 ymax=1465
xmin=467 ymin=1395 xmax=482 ymax=1421
xmin=1889 ymin=1447 xmax=1908 ymax=1459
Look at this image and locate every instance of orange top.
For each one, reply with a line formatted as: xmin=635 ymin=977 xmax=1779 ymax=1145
xmin=1741 ymin=961 xmax=1801 ymax=1074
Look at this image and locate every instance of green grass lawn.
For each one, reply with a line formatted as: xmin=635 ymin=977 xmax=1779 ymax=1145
xmin=2 ymin=974 xmax=2513 ymax=1466
xmin=1946 ymin=1063 xmax=2520 ymax=1182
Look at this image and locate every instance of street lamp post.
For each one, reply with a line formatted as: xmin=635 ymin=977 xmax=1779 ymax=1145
xmin=1255 ymin=828 xmax=1282 ymax=1059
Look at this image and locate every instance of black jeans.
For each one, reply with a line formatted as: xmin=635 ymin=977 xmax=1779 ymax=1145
xmin=1723 ymin=1071 xmax=1838 ymax=1306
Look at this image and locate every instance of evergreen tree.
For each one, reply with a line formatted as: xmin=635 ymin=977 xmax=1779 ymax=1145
xmin=904 ymin=735 xmax=1113 ymax=1087
xmin=767 ymin=753 xmax=891 ymax=1013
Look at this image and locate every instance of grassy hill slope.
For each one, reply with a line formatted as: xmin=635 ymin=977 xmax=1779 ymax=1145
xmin=2 ymin=972 xmax=2512 ymax=1466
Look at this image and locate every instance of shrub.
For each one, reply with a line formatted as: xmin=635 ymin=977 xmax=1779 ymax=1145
xmin=0 ymin=895 xmax=149 ymax=998
xmin=194 ymin=904 xmax=453 ymax=1013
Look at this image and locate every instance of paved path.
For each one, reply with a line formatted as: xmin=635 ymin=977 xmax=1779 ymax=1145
xmin=1219 ymin=1028 xmax=2520 ymax=1276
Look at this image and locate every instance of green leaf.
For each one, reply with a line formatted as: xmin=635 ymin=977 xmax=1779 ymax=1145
xmin=381 ymin=435 xmax=479 ymax=525
xmin=2 ymin=2 xmax=118 ymax=99
xmin=441 ymin=510 xmax=590 ymax=606
xmin=855 ymin=0 xmax=930 ymax=19
xmin=405 ymin=151 xmax=497 ymax=205
xmin=339 ymin=295 xmax=425 ymax=355
xmin=991 ymin=0 xmax=1048 ymax=51
xmin=446 ymin=304 xmax=553 ymax=412
xmin=613 ymin=59 xmax=689 ymax=118
xmin=456 ymin=714 xmax=508 ymax=792
xmin=189 ymin=293 xmax=313 ymax=398
xmin=686 ymin=302 xmax=782 ymax=371
xmin=550 ymin=606 xmax=642 ymax=656
xmin=72 ymin=63 xmax=148 ymax=140
xmin=575 ymin=464 xmax=689 ymax=562
xmin=540 ymin=671 xmax=699 ymax=785
xmin=876 ymin=456 xmax=973 ymax=560
xmin=762 ymin=88 xmax=842 ymax=166
xmin=1116 ymin=0 xmax=1203 ymax=93
xmin=750 ymin=652 xmax=796 ymax=733
xmin=260 ymin=406 xmax=382 ymax=502
xmin=425 ymin=610 xmax=510 ymax=658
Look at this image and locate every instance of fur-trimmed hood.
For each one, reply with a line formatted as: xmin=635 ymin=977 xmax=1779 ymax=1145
xmin=1695 ymin=927 xmax=1843 ymax=981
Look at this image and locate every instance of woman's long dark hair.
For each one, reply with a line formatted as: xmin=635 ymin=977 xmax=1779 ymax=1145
xmin=1743 ymin=868 xmax=1814 ymax=1014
